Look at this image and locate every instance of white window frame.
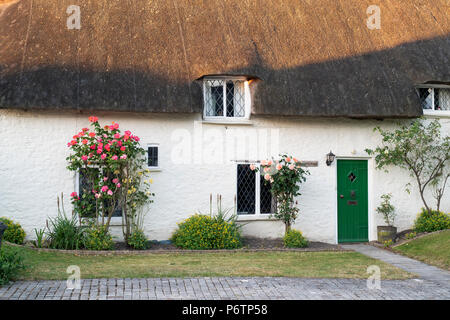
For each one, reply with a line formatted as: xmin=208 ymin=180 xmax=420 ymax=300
xmin=235 ymin=162 xmax=273 ymax=219
xmin=146 ymin=143 xmax=161 ymax=171
xmin=417 ymin=85 xmax=450 ymax=117
xmin=75 ymin=168 xmax=123 ymax=225
xmin=202 ymin=76 xmax=252 ymax=122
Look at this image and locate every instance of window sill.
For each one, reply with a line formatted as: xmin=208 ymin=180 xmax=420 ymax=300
xmin=147 ymin=167 xmax=162 ymax=172
xmin=423 ymin=110 xmax=450 ymax=118
xmin=202 ymin=119 xmax=253 ymax=125
xmin=236 ymin=214 xmax=276 ymax=222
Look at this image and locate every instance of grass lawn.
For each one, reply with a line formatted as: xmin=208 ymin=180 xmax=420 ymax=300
xmin=393 ymin=230 xmax=450 ymax=271
xmin=5 ymin=244 xmax=413 ymax=280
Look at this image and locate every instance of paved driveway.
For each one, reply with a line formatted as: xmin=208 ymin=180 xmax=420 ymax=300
xmin=0 ymin=276 xmax=449 ymax=300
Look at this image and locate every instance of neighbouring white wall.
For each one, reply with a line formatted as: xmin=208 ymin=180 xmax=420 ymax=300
xmin=0 ymin=109 xmax=449 ymax=243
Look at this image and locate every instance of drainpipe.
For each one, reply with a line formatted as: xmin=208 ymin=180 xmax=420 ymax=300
xmin=0 ymin=222 xmax=7 ymax=249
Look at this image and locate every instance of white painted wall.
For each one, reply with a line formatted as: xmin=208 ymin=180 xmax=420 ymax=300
xmin=0 ymin=109 xmax=448 ymax=243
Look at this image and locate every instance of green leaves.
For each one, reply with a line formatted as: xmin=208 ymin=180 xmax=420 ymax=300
xmin=367 ymin=119 xmax=449 ymax=213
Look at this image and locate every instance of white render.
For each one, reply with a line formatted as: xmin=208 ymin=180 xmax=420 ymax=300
xmin=0 ymin=109 xmax=449 ymax=244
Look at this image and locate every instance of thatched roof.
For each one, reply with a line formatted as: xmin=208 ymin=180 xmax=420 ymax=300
xmin=1 ymin=0 xmax=449 ymax=118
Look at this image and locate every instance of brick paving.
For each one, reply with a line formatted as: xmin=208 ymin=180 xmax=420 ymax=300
xmin=0 ymin=277 xmax=449 ymax=300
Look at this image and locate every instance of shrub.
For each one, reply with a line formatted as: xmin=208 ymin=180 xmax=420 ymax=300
xmin=283 ymin=229 xmax=308 ymax=248
xmin=413 ymin=208 xmax=450 ymax=233
xmin=127 ymin=229 xmax=149 ymax=250
xmin=171 ymin=214 xmax=242 ymax=250
xmin=83 ymin=224 xmax=114 ymax=250
xmin=383 ymin=239 xmax=393 ymax=248
xmin=375 ymin=193 xmax=396 ymax=226
xmin=0 ymin=217 xmax=26 ymax=244
xmin=405 ymin=232 xmax=417 ymax=240
xmin=46 ymin=213 xmax=84 ymax=250
xmin=0 ymin=246 xmax=25 ymax=285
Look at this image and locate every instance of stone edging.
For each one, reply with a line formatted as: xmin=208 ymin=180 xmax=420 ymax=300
xmin=368 ymin=229 xmax=448 ymax=251
xmin=391 ymin=229 xmax=448 ymax=248
xmin=4 ymin=241 xmax=351 ymax=256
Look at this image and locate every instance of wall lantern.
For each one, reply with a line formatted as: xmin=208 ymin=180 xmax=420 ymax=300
xmin=326 ymin=151 xmax=335 ymax=166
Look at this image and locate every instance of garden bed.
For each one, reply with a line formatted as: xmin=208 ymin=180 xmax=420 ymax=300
xmin=6 ymin=237 xmax=348 ymax=256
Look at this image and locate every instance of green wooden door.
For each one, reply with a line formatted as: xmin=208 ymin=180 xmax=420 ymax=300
xmin=337 ymin=160 xmax=368 ymax=243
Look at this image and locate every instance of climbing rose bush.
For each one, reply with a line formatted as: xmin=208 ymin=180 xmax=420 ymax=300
xmin=66 ymin=117 xmax=153 ymax=240
xmin=252 ymin=154 xmax=309 ymax=234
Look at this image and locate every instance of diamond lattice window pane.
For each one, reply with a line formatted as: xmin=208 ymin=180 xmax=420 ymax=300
xmin=419 ymin=88 xmax=433 ymax=110
xmin=204 ymin=79 xmax=224 ymax=116
xmin=232 ymin=80 xmax=245 ymax=117
xmin=260 ymin=176 xmax=274 ymax=214
xmin=237 ymin=164 xmax=256 ymax=214
xmin=79 ymin=168 xmax=100 ymax=218
xmin=438 ymin=89 xmax=450 ymax=110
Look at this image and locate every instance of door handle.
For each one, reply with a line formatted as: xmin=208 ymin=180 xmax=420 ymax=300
xmin=340 ymin=195 xmax=344 ymax=199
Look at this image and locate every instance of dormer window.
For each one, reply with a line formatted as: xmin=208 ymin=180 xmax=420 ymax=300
xmin=203 ymin=76 xmax=251 ymax=120
xmin=417 ymin=86 xmax=450 ymax=112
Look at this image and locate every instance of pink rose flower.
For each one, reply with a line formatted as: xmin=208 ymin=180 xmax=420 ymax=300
xmin=116 ymin=183 xmax=121 ymax=188
xmin=107 ymin=190 xmax=113 ymax=196
xmin=81 ymin=155 xmax=88 ymax=161
xmin=276 ymin=163 xmax=282 ymax=170
xmin=70 ymin=192 xmax=78 ymax=198
xmin=112 ymin=178 xmax=119 ymax=184
xmin=120 ymin=154 xmax=127 ymax=160
xmin=101 ymin=153 xmax=107 ymax=160
xmin=111 ymin=155 xmax=118 ymax=160
xmin=95 ymin=193 xmax=101 ymax=199
xmin=101 ymin=185 xmax=108 ymax=192
xmin=264 ymin=174 xmax=271 ymax=181
xmin=103 ymin=177 xmax=108 ymax=182
xmin=90 ymin=144 xmax=96 ymax=150
xmin=82 ymin=139 xmax=88 ymax=145
xmin=114 ymin=133 xmax=120 ymax=139
xmin=249 ymin=164 xmax=256 ymax=171
xmin=97 ymin=149 xmax=103 ymax=154
xmin=133 ymin=136 xmax=140 ymax=142
xmin=120 ymin=146 xmax=126 ymax=151
xmin=289 ymin=164 xmax=295 ymax=170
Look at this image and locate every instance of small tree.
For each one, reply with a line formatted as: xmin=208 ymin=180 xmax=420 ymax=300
xmin=366 ymin=119 xmax=449 ymax=214
xmin=376 ymin=193 xmax=396 ymax=226
xmin=252 ymin=155 xmax=309 ymax=234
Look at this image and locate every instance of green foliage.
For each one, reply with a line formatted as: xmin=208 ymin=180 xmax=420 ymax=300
xmin=127 ymin=229 xmax=149 ymax=250
xmin=254 ymin=155 xmax=310 ymax=233
xmin=366 ymin=119 xmax=450 ymax=213
xmin=414 ymin=209 xmax=450 ymax=233
xmin=0 ymin=217 xmax=26 ymax=245
xmin=171 ymin=214 xmax=242 ymax=250
xmin=46 ymin=214 xmax=84 ymax=250
xmin=0 ymin=246 xmax=25 ymax=285
xmin=83 ymin=224 xmax=114 ymax=250
xmin=375 ymin=193 xmax=396 ymax=226
xmin=33 ymin=228 xmax=46 ymax=248
xmin=383 ymin=239 xmax=394 ymax=248
xmin=283 ymin=229 xmax=308 ymax=248
xmin=405 ymin=232 xmax=417 ymax=240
